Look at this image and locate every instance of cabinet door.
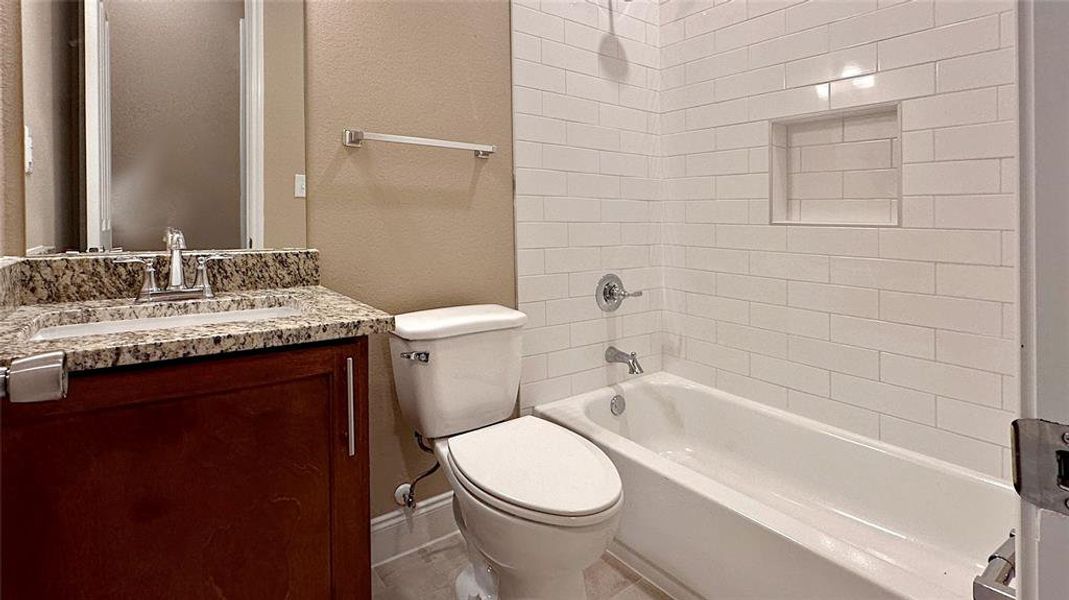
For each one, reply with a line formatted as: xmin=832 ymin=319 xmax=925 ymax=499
xmin=1 ymin=338 xmax=370 ymax=599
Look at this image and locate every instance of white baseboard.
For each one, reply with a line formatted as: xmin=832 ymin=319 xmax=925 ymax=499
xmin=608 ymin=540 xmax=700 ymax=600
xmin=371 ymin=491 xmax=459 ymax=567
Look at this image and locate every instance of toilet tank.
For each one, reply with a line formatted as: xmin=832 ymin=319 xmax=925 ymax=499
xmin=389 ymin=305 xmax=527 ymax=438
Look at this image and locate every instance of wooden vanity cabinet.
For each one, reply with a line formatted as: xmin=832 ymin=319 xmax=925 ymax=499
xmin=1 ymin=337 xmax=370 ymax=600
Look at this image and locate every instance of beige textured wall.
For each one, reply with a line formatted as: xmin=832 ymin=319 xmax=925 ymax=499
xmin=1 ymin=0 xmax=24 ymax=256
xmin=21 ymin=0 xmax=75 ymax=253
xmin=263 ymin=0 xmax=306 ymax=249
xmin=305 ymin=0 xmax=515 ymax=517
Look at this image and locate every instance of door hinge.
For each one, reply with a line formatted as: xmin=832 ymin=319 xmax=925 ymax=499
xmin=1012 ymin=418 xmax=1069 ymax=516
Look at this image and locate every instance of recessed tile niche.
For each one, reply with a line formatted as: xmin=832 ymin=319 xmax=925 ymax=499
xmin=770 ymin=106 xmax=901 ymax=226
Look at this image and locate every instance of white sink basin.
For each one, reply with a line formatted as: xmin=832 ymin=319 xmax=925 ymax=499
xmin=30 ymin=306 xmax=303 ymax=341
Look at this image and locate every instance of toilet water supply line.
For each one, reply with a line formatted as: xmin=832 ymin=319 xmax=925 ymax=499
xmin=398 ymin=432 xmax=440 ymax=509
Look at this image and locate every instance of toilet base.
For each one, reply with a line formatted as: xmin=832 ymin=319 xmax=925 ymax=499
xmin=453 ymin=557 xmax=589 ymax=600
xmin=454 ymin=539 xmax=499 ymax=600
xmin=455 ymin=564 xmax=493 ymax=600
xmin=495 ymin=568 xmax=587 ymax=600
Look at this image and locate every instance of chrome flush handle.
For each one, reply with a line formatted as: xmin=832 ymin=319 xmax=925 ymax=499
xmin=400 ymin=351 xmax=430 ymax=363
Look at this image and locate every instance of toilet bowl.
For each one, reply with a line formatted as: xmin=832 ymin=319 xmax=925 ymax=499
xmin=437 ymin=417 xmax=622 ymax=600
xmin=389 ymin=305 xmax=622 ymax=600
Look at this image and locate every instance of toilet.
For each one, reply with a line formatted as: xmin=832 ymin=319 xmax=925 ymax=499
xmin=389 ymin=304 xmax=622 ymax=600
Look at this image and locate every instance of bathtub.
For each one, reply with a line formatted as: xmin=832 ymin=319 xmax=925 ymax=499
xmin=534 ymin=372 xmax=1017 ymax=600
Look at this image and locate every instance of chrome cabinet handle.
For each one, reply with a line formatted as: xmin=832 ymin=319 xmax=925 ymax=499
xmin=399 ymin=351 xmax=430 ymax=363
xmin=346 ymin=357 xmax=356 ymax=457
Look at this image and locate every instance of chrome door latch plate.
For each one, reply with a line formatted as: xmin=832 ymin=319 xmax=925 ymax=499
xmin=0 ymin=351 xmax=68 ymax=404
xmin=1011 ymin=418 xmax=1069 ymax=516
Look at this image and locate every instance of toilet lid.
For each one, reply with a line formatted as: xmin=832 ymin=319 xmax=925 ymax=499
xmin=447 ymin=416 xmax=622 ymax=517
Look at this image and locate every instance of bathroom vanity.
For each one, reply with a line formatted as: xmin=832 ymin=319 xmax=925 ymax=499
xmin=0 ymin=251 xmax=393 ymax=599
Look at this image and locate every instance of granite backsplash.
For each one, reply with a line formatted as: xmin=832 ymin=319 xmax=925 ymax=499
xmin=0 ymin=257 xmax=20 ymax=316
xmin=4 ymin=249 xmax=319 ymax=305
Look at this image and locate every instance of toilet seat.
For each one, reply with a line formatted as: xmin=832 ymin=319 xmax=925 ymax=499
xmin=446 ymin=416 xmax=622 ymax=528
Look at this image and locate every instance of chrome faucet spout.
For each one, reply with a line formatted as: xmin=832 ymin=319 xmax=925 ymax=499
xmin=164 ymin=227 xmax=188 ymax=290
xmin=114 ymin=229 xmax=231 ymax=303
xmin=605 ymin=346 xmax=644 ymax=375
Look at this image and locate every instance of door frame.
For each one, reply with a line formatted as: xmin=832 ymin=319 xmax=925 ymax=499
xmin=1017 ymin=1 xmax=1069 ymax=598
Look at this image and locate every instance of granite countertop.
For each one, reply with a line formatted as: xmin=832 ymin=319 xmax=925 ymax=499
xmin=0 ymin=250 xmax=394 ymax=373
xmin=0 ymin=286 xmax=394 ymax=372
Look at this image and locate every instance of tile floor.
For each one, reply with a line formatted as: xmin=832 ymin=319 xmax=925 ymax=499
xmin=372 ymin=533 xmax=672 ymax=600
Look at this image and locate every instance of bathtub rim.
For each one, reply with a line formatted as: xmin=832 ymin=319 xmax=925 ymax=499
xmin=537 ymin=371 xmax=1012 ymax=494
xmin=534 ymin=371 xmax=1016 ymax=600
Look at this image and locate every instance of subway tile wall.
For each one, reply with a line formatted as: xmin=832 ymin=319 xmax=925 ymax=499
xmin=512 ymin=0 xmax=1018 ymax=479
xmin=512 ymin=0 xmax=665 ymax=411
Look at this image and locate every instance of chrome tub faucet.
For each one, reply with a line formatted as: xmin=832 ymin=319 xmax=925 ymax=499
xmin=606 ymin=346 xmax=644 ymax=375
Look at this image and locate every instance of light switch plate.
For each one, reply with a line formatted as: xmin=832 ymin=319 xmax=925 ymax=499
xmin=294 ymin=173 xmax=307 ymax=198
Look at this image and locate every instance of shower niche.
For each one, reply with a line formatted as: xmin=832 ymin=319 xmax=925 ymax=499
xmin=770 ymin=105 xmax=901 ymax=226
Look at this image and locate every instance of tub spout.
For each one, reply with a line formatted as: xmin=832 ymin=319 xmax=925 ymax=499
xmin=606 ymin=346 xmax=644 ymax=375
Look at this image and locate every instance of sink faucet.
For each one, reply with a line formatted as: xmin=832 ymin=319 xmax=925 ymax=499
xmin=164 ymin=227 xmax=187 ymax=290
xmin=606 ymin=346 xmax=644 ymax=375
xmin=114 ymin=228 xmax=232 ymax=303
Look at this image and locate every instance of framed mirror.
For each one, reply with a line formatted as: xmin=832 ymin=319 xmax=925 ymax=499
xmin=19 ymin=0 xmax=306 ymax=254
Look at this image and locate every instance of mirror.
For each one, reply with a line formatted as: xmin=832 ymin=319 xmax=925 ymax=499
xmin=19 ymin=0 xmax=306 ymax=254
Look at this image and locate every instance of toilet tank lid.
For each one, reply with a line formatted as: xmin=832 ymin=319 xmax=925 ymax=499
xmin=392 ymin=304 xmax=527 ymax=341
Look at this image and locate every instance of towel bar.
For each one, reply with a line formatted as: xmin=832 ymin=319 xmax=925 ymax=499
xmin=342 ymin=129 xmax=495 ymax=158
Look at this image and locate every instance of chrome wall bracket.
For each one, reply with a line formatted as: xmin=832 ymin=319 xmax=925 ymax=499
xmin=1011 ymin=418 xmax=1069 ymax=516
xmin=0 ymin=351 xmax=68 ymax=404
xmin=973 ymin=531 xmax=1016 ymax=600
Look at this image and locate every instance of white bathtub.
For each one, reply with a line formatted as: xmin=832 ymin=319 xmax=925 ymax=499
xmin=535 ymin=372 xmax=1017 ymax=600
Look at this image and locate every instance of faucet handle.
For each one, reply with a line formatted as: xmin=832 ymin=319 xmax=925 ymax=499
xmin=113 ymin=255 xmax=148 ymax=265
xmin=596 ymin=273 xmax=643 ymax=312
xmin=194 ymin=254 xmax=233 ymax=298
xmin=113 ymin=255 xmax=160 ymax=299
